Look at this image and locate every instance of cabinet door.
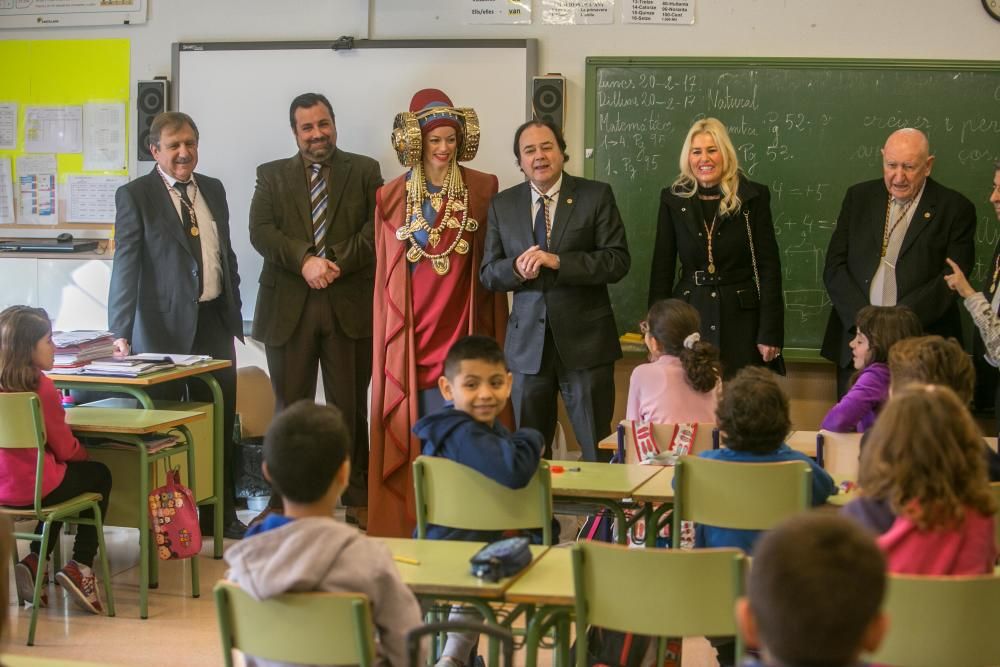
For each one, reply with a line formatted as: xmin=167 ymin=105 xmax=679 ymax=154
xmin=0 ymin=258 xmax=39 ymax=309
xmin=38 ymin=258 xmax=113 ymax=330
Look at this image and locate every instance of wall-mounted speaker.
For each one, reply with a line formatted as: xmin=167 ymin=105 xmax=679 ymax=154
xmin=137 ymin=79 xmax=169 ymax=162
xmin=532 ymin=74 xmax=566 ymax=133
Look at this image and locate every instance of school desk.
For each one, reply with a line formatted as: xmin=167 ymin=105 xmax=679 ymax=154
xmin=630 ymin=466 xmax=676 ymax=547
xmin=67 ymin=406 xmax=204 ymax=619
xmin=504 ymin=546 xmax=575 ymax=667
xmin=380 ymin=537 xmax=548 ymax=666
xmin=50 ymin=360 xmax=229 ymax=557
xmin=549 ymin=460 xmax=663 ymax=544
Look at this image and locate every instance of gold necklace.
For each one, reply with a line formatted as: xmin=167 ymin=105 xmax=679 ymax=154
xmin=395 ymin=160 xmax=478 ymax=276
xmin=703 ymin=212 xmax=719 ymax=274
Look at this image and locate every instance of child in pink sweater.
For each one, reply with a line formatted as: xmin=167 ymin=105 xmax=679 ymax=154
xmin=857 ymin=384 xmax=997 ymax=575
xmin=0 ymin=306 xmax=112 ymax=614
xmin=627 ymin=299 xmax=721 ymax=425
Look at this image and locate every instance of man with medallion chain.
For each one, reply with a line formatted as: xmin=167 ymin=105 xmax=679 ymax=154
xmin=108 ymin=111 xmax=246 ymax=538
xmin=481 ymin=119 xmax=630 ymax=463
xmin=823 ymin=128 xmax=976 ymax=396
xmin=368 ymin=89 xmax=508 ymax=537
xmin=250 ymin=93 xmax=383 ymax=528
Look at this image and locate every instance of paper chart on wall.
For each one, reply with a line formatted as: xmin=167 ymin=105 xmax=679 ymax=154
xmin=15 ymin=154 xmax=58 ymax=225
xmin=542 ymin=0 xmax=614 ymax=24
xmin=0 ymin=104 xmax=17 ymax=151
xmin=0 ymin=158 xmax=14 ymax=225
xmin=83 ymin=102 xmax=126 ymax=171
xmin=66 ymin=174 xmax=126 ymax=223
xmin=24 ymin=105 xmax=83 ymax=154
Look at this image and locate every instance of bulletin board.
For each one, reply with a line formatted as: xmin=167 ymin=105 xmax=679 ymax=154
xmin=0 ymin=39 xmax=129 ymax=231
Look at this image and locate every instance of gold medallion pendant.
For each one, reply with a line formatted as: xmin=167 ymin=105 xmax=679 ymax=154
xmin=431 ymin=256 xmax=450 ymax=275
xmin=190 ymin=226 xmax=200 ymax=237
xmin=707 ymin=262 xmax=715 ymax=274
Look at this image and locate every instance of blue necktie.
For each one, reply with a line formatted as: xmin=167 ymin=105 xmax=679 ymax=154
xmin=534 ymin=193 xmax=550 ymax=251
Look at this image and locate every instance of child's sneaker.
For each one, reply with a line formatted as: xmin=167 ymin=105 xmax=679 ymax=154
xmin=14 ymin=552 xmax=48 ymax=607
xmin=55 ymin=560 xmax=103 ymax=614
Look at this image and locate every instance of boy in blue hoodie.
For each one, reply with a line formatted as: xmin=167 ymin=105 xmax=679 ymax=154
xmin=413 ymin=335 xmax=545 ymax=666
xmin=413 ymin=335 xmax=545 ymax=542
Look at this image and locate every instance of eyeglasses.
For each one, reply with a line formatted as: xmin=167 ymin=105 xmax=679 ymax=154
xmin=639 ymin=320 xmax=649 ymax=335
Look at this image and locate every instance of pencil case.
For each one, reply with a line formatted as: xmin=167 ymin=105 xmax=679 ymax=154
xmin=469 ymin=537 xmax=532 ymax=582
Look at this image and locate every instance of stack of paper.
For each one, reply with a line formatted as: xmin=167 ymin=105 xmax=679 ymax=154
xmin=91 ymin=434 xmax=179 ymax=454
xmin=127 ymin=352 xmax=212 ymax=366
xmin=81 ymin=356 xmax=174 ymax=377
xmin=52 ymin=330 xmax=116 ymax=368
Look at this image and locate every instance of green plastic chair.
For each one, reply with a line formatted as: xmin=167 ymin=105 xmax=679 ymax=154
xmin=869 ymin=573 xmax=1000 ymax=667
xmin=413 ymin=455 xmax=553 ymax=545
xmin=672 ymin=456 xmax=812 ymax=543
xmin=214 ymin=580 xmax=376 ymax=667
xmin=0 ymin=392 xmax=115 ymax=646
xmin=572 ymin=541 xmax=746 ymax=666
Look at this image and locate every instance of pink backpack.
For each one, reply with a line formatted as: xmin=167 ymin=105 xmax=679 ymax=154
xmin=148 ymin=468 xmax=202 ymax=560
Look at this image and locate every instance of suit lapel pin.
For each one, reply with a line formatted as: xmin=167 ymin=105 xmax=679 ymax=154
xmin=923 ymin=212 xmax=931 ymax=219
xmin=681 ymin=207 xmax=687 ymax=212
xmin=566 ymin=198 xmax=573 ymax=204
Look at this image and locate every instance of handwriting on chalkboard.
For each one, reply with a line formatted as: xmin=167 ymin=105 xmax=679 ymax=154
xmin=587 ymin=60 xmax=1000 ymax=349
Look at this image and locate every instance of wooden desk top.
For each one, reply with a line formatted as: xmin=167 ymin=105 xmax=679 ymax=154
xmin=549 ymin=460 xmax=661 ymax=499
xmin=504 ymin=546 xmax=574 ymax=606
xmin=380 ymin=538 xmax=547 ymax=598
xmin=48 ymin=359 xmax=230 ymax=386
xmin=630 ymin=466 xmax=675 ymax=503
xmin=786 ymin=430 xmax=818 ymax=457
xmin=66 ymin=407 xmax=204 ymax=434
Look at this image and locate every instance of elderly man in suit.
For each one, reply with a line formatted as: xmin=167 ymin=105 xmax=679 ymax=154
xmin=822 ymin=128 xmax=976 ymax=396
xmin=108 ymin=111 xmax=246 ymax=538
xmin=481 ymin=119 xmax=630 ymax=462
xmin=249 ymin=93 xmax=382 ymax=526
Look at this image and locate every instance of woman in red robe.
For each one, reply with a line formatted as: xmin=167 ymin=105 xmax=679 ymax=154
xmin=368 ymin=89 xmax=508 ymax=537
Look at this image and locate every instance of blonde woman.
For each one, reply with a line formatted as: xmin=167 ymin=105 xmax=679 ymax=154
xmin=648 ymin=118 xmax=783 ymax=377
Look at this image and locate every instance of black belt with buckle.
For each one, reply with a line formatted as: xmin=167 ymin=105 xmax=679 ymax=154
xmin=686 ymin=271 xmax=753 ymax=287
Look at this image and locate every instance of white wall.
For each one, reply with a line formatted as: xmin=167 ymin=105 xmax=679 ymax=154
xmin=3 ymin=0 xmax=997 ymax=179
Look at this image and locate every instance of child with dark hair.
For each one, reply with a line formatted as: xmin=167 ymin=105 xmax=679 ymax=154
xmin=225 ymin=400 xmax=421 ymax=667
xmin=698 ymin=366 xmax=835 ymax=553
xmin=738 ymin=514 xmax=888 ymax=667
xmin=626 ymin=299 xmax=721 ymax=424
xmin=855 ymin=385 xmax=997 ymax=574
xmin=843 ymin=336 xmax=1000 ymax=533
xmin=821 ymin=304 xmax=921 ymax=432
xmin=0 ymin=305 xmax=112 ymax=615
xmin=414 ymin=335 xmax=546 ymax=667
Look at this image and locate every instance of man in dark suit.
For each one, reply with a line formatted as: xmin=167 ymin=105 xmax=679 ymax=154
xmin=249 ymin=93 xmax=382 ymax=525
xmin=108 ymin=111 xmax=246 ymax=538
xmin=481 ymin=120 xmax=630 ymax=461
xmin=822 ymin=128 xmax=976 ymax=396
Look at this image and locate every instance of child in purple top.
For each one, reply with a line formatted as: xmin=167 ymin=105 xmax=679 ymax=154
xmin=820 ymin=305 xmax=921 ymax=433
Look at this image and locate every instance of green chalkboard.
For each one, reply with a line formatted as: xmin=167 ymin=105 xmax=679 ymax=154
xmin=584 ymin=57 xmax=1000 ymax=355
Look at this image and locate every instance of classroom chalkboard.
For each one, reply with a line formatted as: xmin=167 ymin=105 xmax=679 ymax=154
xmin=584 ymin=58 xmax=1000 ymax=355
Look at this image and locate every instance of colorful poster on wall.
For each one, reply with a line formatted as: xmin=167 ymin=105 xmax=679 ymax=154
xmin=15 ymin=154 xmax=58 ymax=225
xmin=543 ymin=0 xmax=613 ymax=24
xmin=464 ymin=0 xmax=531 ymax=24
xmin=621 ymin=0 xmax=694 ymax=24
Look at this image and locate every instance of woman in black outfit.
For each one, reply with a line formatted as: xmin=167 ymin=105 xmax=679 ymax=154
xmin=648 ymin=117 xmax=783 ymax=378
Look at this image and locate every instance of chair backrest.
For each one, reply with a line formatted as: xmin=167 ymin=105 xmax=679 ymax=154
xmin=869 ymin=573 xmax=1000 ymax=667
xmin=572 ymin=541 xmax=745 ymax=665
xmin=673 ymin=456 xmax=811 ymax=538
xmin=816 ymin=430 xmax=862 ymax=479
xmin=413 ymin=456 xmax=553 ymax=544
xmin=235 ymin=365 xmax=275 ymax=438
xmin=620 ymin=420 xmax=717 ymax=464
xmin=214 ymin=580 xmax=376 ymax=667
xmin=0 ymin=392 xmax=48 ymax=514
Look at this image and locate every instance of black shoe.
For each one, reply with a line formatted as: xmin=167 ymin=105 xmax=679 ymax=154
xmin=201 ymin=515 xmax=248 ymax=540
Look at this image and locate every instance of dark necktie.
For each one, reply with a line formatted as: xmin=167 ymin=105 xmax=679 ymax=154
xmin=534 ymin=192 xmax=551 ymax=251
xmin=310 ymin=164 xmax=329 ymax=258
xmin=174 ymin=180 xmax=204 ymax=298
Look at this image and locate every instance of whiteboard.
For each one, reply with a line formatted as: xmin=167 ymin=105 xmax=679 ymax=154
xmin=173 ymin=39 xmax=536 ymax=322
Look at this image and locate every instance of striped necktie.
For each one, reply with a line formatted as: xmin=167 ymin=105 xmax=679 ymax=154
xmin=533 ymin=190 xmax=552 ymax=251
xmin=310 ymin=163 xmax=329 ymax=258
